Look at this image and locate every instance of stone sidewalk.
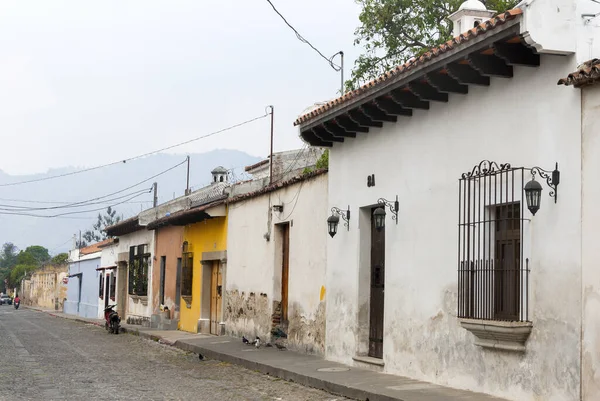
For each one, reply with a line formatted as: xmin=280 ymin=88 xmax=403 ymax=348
xmin=27 ymin=306 xmax=508 ymax=401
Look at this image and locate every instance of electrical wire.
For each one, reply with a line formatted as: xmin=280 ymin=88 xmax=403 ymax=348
xmin=0 ymin=189 xmax=150 ymax=212
xmin=265 ymin=0 xmax=341 ymax=71
xmin=0 ymin=190 xmax=150 ymax=218
xmin=0 ymin=159 xmax=186 ymax=211
xmin=0 ymin=113 xmax=268 ymax=188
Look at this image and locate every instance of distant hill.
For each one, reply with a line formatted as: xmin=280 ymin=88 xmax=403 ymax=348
xmin=0 ymin=150 xmax=261 ymax=254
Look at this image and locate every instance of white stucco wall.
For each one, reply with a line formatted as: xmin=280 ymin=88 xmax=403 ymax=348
xmin=114 ymin=229 xmax=155 ymax=320
xmin=581 ymin=84 xmax=600 ymax=401
xmin=226 ymin=173 xmax=328 ymax=353
xmin=324 ymin=55 xmax=582 ymax=401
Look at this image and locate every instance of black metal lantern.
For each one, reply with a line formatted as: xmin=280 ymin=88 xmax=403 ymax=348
xmin=524 ymin=178 xmax=543 ymax=216
xmin=327 ymin=214 xmax=340 ymax=238
xmin=373 ymin=207 xmax=386 ymax=231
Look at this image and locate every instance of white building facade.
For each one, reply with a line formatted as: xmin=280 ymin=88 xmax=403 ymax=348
xmin=225 ymin=171 xmax=328 ymax=353
xmin=295 ymin=1 xmax=600 ymax=400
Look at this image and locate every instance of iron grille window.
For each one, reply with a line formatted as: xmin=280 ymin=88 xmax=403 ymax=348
xmin=99 ymin=274 xmax=104 ymax=299
xmin=128 ymin=244 xmax=150 ymax=296
xmin=458 ymin=161 xmax=530 ymax=322
xmin=109 ymin=272 xmax=116 ymax=301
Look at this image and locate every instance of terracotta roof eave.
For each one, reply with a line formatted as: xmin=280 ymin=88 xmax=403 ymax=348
xmin=558 ymin=58 xmax=600 ymax=88
xmin=294 ymin=9 xmax=523 ymax=128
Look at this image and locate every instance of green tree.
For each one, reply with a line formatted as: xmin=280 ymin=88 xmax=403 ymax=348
xmin=0 ymin=242 xmax=18 ymax=269
xmin=346 ymin=0 xmax=518 ymax=90
xmin=79 ymin=206 xmax=121 ymax=247
xmin=50 ymin=253 xmax=69 ymax=265
xmin=10 ymin=264 xmax=34 ymax=286
xmin=20 ymin=245 xmax=50 ymax=265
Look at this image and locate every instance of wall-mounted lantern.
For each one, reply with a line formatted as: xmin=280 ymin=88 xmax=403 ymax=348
xmin=525 ymin=163 xmax=560 ymax=216
xmin=374 ymin=195 xmax=399 ymax=231
xmin=327 ymin=206 xmax=350 ymax=238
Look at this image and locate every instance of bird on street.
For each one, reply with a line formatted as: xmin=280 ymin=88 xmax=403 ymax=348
xmin=275 ymin=343 xmax=287 ymax=351
xmin=198 ymin=353 xmax=205 ymax=361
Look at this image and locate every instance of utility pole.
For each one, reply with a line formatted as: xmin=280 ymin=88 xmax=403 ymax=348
xmin=339 ymin=51 xmax=344 ymax=95
xmin=268 ymin=106 xmax=274 ymax=185
xmin=186 ymin=155 xmax=190 ymax=195
xmin=153 ymin=182 xmax=158 ymax=207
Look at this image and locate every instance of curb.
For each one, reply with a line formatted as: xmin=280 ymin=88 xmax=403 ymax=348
xmin=173 ymin=341 xmax=396 ymax=401
xmin=26 ymin=307 xmax=396 ymax=401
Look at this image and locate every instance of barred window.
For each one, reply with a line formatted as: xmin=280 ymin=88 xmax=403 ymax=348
xmin=99 ymin=274 xmax=104 ymax=299
xmin=109 ymin=272 xmax=116 ymax=301
xmin=128 ymin=244 xmax=150 ymax=296
xmin=458 ymin=161 xmax=530 ymax=322
xmin=181 ymin=242 xmax=193 ymax=297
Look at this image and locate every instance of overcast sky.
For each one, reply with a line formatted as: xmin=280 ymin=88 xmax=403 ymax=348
xmin=0 ymin=1 xmax=362 ymax=175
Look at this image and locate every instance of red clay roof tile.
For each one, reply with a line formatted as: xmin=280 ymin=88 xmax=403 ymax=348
xmin=558 ymin=59 xmax=600 ymax=88
xmin=293 ymin=8 xmax=523 ymax=127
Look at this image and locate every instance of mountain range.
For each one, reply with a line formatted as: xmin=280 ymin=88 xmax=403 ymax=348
xmin=0 ymin=150 xmax=261 ymax=254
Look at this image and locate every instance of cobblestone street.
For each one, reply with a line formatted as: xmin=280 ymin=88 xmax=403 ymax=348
xmin=0 ymin=308 xmax=346 ymax=401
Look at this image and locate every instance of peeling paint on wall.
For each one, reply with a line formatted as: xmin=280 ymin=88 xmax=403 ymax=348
xmin=225 ymin=289 xmax=272 ymax=338
xmin=287 ymin=301 xmax=326 ymax=354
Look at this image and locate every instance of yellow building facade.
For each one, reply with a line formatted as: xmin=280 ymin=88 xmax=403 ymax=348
xmin=178 ymin=214 xmax=228 ymax=334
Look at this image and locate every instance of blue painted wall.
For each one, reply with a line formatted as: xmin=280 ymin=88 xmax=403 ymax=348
xmin=64 ymin=257 xmax=100 ymax=319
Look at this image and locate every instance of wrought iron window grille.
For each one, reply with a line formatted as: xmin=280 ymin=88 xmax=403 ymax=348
xmin=458 ymin=160 xmax=533 ymax=322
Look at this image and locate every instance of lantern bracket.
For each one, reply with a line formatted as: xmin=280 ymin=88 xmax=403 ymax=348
xmin=528 ymin=163 xmax=560 ymax=203
xmin=377 ymin=195 xmax=399 ymax=224
xmin=331 ymin=206 xmax=350 ymax=230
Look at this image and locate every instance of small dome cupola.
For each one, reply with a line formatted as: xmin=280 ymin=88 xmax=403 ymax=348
xmin=211 ymin=166 xmax=228 ymax=183
xmin=448 ymin=0 xmax=496 ymax=37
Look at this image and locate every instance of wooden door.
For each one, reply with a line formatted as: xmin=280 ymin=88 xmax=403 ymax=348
xmin=494 ymin=204 xmax=520 ymax=320
xmin=281 ymin=223 xmax=290 ymax=322
xmin=210 ymin=261 xmax=223 ymax=335
xmin=369 ymin=208 xmax=385 ymax=359
xmin=175 ymin=258 xmax=181 ymax=312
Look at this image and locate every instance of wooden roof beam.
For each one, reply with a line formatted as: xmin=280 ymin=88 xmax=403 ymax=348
xmin=361 ymin=103 xmax=398 ymax=123
xmin=468 ymin=53 xmax=513 ymax=78
xmin=374 ymin=97 xmax=413 ymax=117
xmin=447 ymin=62 xmax=491 ymax=86
xmin=336 ymin=115 xmax=370 ymax=133
xmin=426 ymin=72 xmax=469 ymax=94
xmin=493 ymin=42 xmax=540 ymax=67
xmin=348 ymin=109 xmax=384 ymax=128
xmin=391 ymin=89 xmax=430 ymax=109
xmin=408 ymin=81 xmax=449 ymax=102
xmin=323 ymin=120 xmax=356 ymax=138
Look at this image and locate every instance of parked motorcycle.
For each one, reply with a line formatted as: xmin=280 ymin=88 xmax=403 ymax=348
xmin=103 ymin=304 xmax=120 ymax=334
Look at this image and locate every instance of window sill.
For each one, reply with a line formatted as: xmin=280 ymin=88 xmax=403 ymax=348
xmin=459 ymin=318 xmax=533 ymax=352
xmin=129 ymin=295 xmax=148 ymax=306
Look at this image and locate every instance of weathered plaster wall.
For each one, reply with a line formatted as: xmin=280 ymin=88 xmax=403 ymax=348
xmin=326 ymin=55 xmax=582 ymax=401
xmin=226 ymin=174 xmax=328 ymax=353
xmin=581 ymin=84 xmax=600 ymax=401
xmin=24 ymin=265 xmax=68 ymax=310
xmin=65 ymin=252 xmax=101 ymax=319
xmin=179 ymin=216 xmax=227 ymax=333
xmin=113 ymin=229 xmax=155 ymax=320
xmin=152 ymin=225 xmax=184 ymax=320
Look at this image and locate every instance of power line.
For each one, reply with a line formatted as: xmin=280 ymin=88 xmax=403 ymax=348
xmin=0 ymin=198 xmax=153 ymax=205
xmin=0 ymin=159 xmax=187 ymax=211
xmin=0 ymin=113 xmax=268 ymax=188
xmin=265 ymin=0 xmax=341 ymax=71
xmin=0 ymin=190 xmax=151 ymax=219
xmin=0 ymin=189 xmax=150 ymax=212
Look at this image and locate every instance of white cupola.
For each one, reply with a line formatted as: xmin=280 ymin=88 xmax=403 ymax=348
xmin=211 ymin=166 xmax=228 ymax=184
xmin=448 ymin=0 xmax=496 ymax=37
